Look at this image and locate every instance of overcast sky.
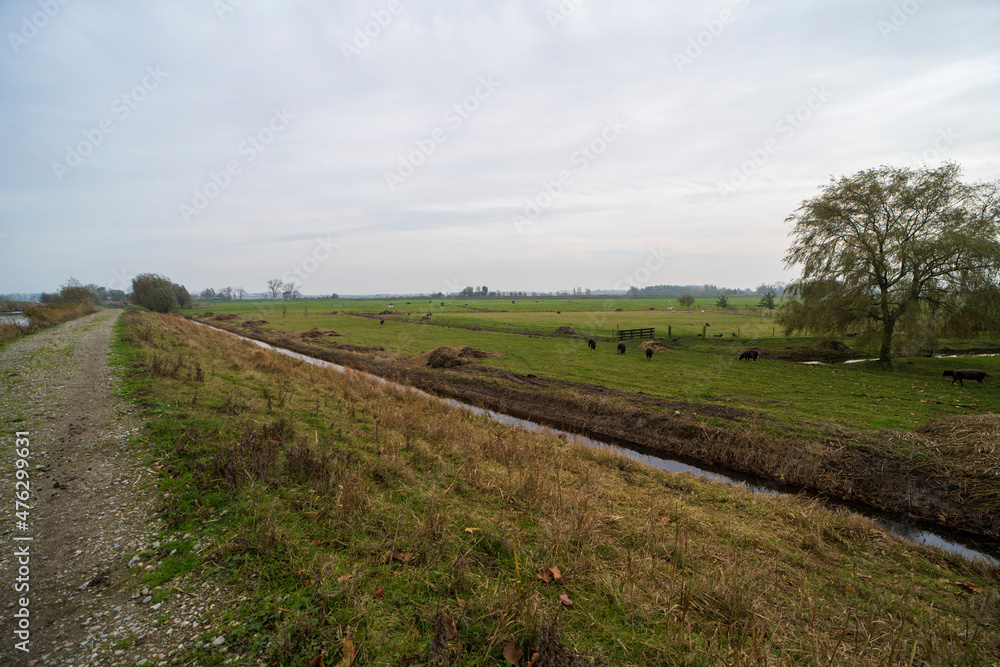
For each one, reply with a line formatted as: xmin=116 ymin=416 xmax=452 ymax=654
xmin=1 ymin=0 xmax=998 ymax=296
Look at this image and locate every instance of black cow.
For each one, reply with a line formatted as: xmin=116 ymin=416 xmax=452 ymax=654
xmin=738 ymin=349 xmax=759 ymax=362
xmin=943 ymin=369 xmax=989 ymax=386
xmin=617 ymin=342 xmax=626 ymax=354
xmin=587 ymin=339 xmax=596 ymax=351
xmin=645 ymin=347 xmax=653 ymax=360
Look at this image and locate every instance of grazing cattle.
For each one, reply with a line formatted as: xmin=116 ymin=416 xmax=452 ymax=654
xmin=588 ymin=339 xmax=596 ymax=351
xmin=617 ymin=342 xmax=626 ymax=354
xmin=645 ymin=347 xmax=653 ymax=360
xmin=943 ymin=369 xmax=989 ymax=386
xmin=738 ymin=350 xmax=759 ymax=362
xmin=380 ymin=319 xmax=384 ymax=325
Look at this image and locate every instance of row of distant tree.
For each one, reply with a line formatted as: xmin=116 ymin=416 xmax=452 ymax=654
xmin=628 ymin=283 xmax=786 ymax=297
xmin=199 ymin=286 xmax=248 ymax=300
xmin=36 ymin=278 xmax=127 ymax=305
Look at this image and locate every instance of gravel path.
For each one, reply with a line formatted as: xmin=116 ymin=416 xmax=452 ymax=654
xmin=0 ymin=311 xmax=243 ymax=666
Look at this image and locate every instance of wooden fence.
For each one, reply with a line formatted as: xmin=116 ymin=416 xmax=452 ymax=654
xmin=616 ymin=327 xmax=655 ymax=341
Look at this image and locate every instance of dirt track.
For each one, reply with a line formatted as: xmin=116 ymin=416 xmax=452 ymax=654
xmin=0 ymin=312 xmax=239 ymax=666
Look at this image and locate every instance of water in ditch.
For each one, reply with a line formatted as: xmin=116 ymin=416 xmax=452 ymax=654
xmin=197 ymin=322 xmax=1000 ymax=565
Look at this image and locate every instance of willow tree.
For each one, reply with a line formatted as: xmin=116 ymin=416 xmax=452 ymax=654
xmin=779 ymin=163 xmax=1000 ymax=361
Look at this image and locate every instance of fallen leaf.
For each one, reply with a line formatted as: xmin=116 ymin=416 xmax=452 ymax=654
xmin=373 ymin=585 xmax=384 ymax=599
xmin=549 ymin=565 xmax=563 ymax=583
xmin=855 ymin=573 xmax=872 ymax=581
xmin=464 ymin=527 xmax=481 ymax=534
xmin=956 ymin=581 xmax=983 ymax=594
xmin=308 ymin=652 xmax=325 ymax=667
xmin=444 ymin=616 xmax=457 ymax=640
xmin=837 ymin=584 xmax=856 ymax=596
xmin=395 ymin=551 xmax=414 ymax=563
xmin=337 ymin=573 xmax=353 ymax=584
xmin=456 ymin=595 xmax=465 ymax=606
xmin=529 ymin=652 xmax=540 ymax=666
xmin=537 ymin=567 xmax=553 ymax=583
xmin=339 ymin=639 xmax=355 ymax=667
xmin=503 ymin=642 xmax=523 ymax=665
xmin=559 ymin=592 xmax=574 ymax=606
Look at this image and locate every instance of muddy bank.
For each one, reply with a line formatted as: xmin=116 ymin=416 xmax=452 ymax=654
xmin=194 ymin=317 xmax=1000 ymax=539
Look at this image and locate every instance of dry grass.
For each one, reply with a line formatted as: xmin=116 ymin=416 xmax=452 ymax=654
xmin=0 ymin=300 xmax=99 ymax=343
xmin=119 ymin=311 xmax=1000 ymax=666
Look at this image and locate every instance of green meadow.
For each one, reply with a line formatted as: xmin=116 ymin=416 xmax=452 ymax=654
xmin=183 ymin=297 xmax=1000 ymax=433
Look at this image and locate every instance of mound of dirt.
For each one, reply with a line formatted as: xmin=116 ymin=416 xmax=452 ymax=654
xmin=554 ymin=326 xmax=576 ymax=335
xmin=240 ymin=320 xmax=269 ymax=327
xmin=815 ymin=338 xmax=851 ymax=352
xmin=301 ymin=328 xmax=343 ymax=338
xmin=213 ymin=314 xmax=240 ymax=321
xmin=322 ymin=311 xmax=348 ymax=316
xmin=378 ymin=310 xmax=408 ymax=316
xmin=408 ymin=346 xmax=500 ymax=369
xmin=640 ymin=340 xmax=671 ymax=352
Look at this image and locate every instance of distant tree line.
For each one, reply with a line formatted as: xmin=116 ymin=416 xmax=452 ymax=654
xmin=199 ymin=286 xmax=248 ymax=300
xmin=628 ymin=283 xmax=786 ymax=297
xmin=38 ymin=278 xmax=126 ymax=305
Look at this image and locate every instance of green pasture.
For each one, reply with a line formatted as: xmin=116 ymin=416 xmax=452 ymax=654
xmin=182 ymin=298 xmax=1000 ymax=434
xmin=190 ymin=294 xmax=767 ymax=316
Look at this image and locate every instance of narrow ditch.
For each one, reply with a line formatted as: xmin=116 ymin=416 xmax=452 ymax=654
xmin=195 ymin=321 xmax=1000 ymax=564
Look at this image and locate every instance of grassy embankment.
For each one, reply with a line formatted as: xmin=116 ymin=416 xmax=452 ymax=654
xmin=114 ymin=309 xmax=999 ymax=665
xmin=183 ymin=298 xmax=1000 ymax=538
xmin=0 ymin=300 xmax=101 ymax=347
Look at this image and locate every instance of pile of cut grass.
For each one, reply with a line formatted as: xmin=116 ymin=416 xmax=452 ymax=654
xmin=114 ymin=310 xmax=999 ymax=666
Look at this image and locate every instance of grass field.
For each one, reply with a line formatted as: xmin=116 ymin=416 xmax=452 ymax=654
xmin=112 ymin=309 xmax=1000 ymax=665
xmin=182 ymin=297 xmax=1000 ymax=433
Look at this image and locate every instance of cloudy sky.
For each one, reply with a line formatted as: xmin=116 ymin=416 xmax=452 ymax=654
xmin=1 ymin=1 xmax=998 ymax=296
